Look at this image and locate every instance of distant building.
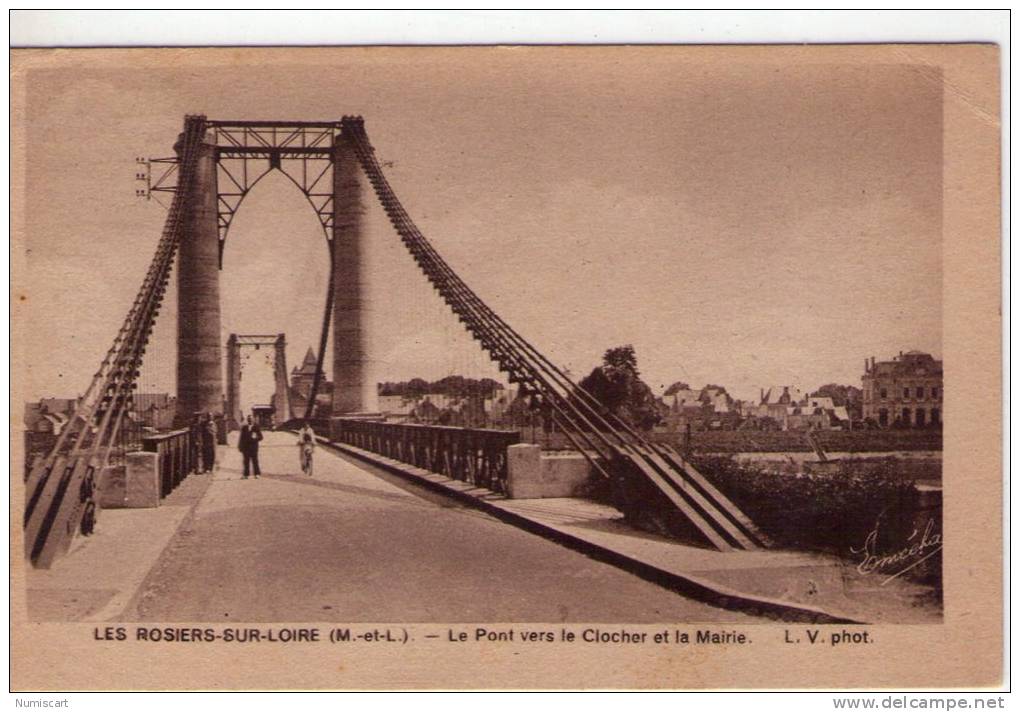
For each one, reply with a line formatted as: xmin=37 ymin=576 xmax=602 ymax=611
xmin=290 ymin=347 xmax=331 ymax=417
xmin=741 ymin=387 xmax=853 ymax=431
xmin=661 ymin=385 xmax=741 ymax=431
xmin=749 ymin=386 xmax=804 ymax=423
xmin=377 ymin=394 xmax=419 ymax=422
xmin=666 ymin=388 xmax=700 ymax=410
xmin=700 ymin=387 xmax=733 ymax=414
xmin=291 ymin=347 xmax=322 ymax=399
xmin=376 ymin=382 xmax=510 ymax=427
xmin=804 ymin=395 xmax=836 ymax=411
xmin=132 ymin=392 xmax=176 ymax=430
xmin=784 ymin=395 xmax=850 ymax=431
xmin=24 ymin=399 xmax=74 ymax=438
xmin=23 ymin=397 xmax=79 ymax=471
xmin=484 ymin=384 xmax=517 ymax=425
xmin=862 ymin=351 xmax=943 ymax=427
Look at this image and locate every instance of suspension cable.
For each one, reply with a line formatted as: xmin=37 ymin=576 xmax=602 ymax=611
xmin=304 ymin=238 xmax=335 ymax=421
xmin=25 ymin=115 xmax=208 ymax=522
xmin=342 ymin=119 xmax=635 ymax=468
xmin=345 ymin=133 xmax=612 ymax=472
xmin=343 ymin=118 xmax=692 ymax=465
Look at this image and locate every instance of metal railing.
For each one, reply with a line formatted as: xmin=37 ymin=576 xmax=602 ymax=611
xmin=332 ymin=418 xmax=520 ymax=494
xmin=142 ymin=428 xmax=196 ymax=499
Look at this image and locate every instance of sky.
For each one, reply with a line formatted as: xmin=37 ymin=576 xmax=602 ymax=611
xmin=17 ymin=48 xmax=942 ymax=408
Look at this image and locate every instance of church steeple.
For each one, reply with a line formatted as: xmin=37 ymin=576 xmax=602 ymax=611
xmin=292 ymin=346 xmax=321 ymax=377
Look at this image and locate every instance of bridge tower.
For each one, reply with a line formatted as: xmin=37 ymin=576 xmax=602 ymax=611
xmin=225 ymin=333 xmax=292 ymax=428
xmin=331 ymin=130 xmax=374 ymax=414
xmin=169 ymin=121 xmax=376 ymax=423
xmin=175 ymin=129 xmax=224 ymax=422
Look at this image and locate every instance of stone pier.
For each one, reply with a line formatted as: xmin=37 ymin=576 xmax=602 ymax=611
xmin=331 ymin=131 xmax=374 ymax=414
xmin=506 ymin=444 xmax=596 ymax=499
xmin=176 ymin=132 xmax=223 ymax=422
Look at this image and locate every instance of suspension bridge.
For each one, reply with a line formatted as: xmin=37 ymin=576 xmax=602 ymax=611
xmin=22 ymin=116 xmax=771 ymax=614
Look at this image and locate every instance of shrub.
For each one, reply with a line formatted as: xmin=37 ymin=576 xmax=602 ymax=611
xmin=692 ymin=456 xmax=923 ymax=559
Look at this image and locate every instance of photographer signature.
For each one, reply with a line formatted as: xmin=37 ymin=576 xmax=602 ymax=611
xmin=850 ymin=518 xmax=942 ymax=586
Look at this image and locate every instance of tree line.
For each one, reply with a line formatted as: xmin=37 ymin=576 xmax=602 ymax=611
xmin=378 ymin=375 xmax=504 ymax=399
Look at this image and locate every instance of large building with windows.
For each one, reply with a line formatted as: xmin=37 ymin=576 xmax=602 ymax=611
xmin=862 ymin=351 xmax=942 ymax=427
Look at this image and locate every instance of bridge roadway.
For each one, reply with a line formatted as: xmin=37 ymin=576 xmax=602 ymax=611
xmin=126 ymin=431 xmax=751 ymax=622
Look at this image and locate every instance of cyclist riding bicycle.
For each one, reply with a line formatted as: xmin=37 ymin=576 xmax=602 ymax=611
xmin=297 ymin=422 xmax=316 ymax=476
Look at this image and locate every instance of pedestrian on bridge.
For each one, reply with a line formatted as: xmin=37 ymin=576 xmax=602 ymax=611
xmin=191 ymin=413 xmax=205 ymax=473
xmin=297 ymin=421 xmax=316 ymax=476
xmin=238 ymin=415 xmax=263 ymax=479
xmin=201 ymin=412 xmax=217 ymax=473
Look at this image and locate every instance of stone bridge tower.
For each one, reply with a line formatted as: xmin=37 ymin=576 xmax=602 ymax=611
xmin=175 ymin=122 xmax=374 ymax=426
xmin=176 ymin=130 xmax=223 ymax=422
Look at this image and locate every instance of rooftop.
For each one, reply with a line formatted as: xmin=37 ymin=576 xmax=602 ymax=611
xmin=292 ymin=347 xmax=322 ymax=376
xmin=867 ymin=351 xmax=942 ymax=377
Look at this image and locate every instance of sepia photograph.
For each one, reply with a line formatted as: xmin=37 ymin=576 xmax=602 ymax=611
xmin=9 ymin=26 xmax=1003 ymax=692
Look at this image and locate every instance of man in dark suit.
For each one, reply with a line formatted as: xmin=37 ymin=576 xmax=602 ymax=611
xmin=238 ymin=414 xmax=263 ymax=479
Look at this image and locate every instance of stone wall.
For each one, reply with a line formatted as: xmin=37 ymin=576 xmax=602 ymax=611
xmin=506 ymin=444 xmax=596 ymax=499
xmin=97 ymin=452 xmax=161 ymax=509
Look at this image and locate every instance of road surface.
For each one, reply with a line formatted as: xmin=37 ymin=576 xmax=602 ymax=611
xmin=126 ymin=431 xmax=751 ymax=623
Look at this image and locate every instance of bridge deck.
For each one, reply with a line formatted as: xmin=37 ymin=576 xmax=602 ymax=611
xmin=27 ymin=432 xmax=750 ymax=623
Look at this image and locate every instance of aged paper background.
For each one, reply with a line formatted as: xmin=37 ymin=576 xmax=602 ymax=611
xmin=9 ymin=44 xmax=1001 ymax=689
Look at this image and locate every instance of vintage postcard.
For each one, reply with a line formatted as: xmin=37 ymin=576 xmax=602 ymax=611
xmin=10 ymin=44 xmax=1001 ymax=690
